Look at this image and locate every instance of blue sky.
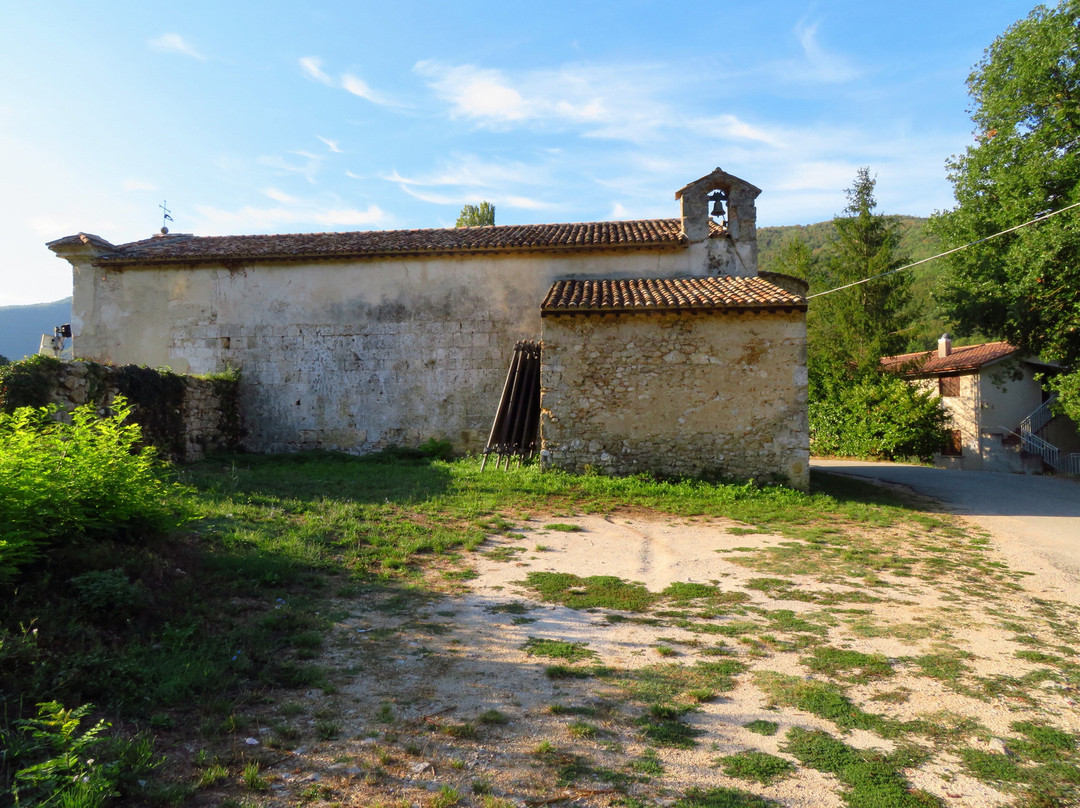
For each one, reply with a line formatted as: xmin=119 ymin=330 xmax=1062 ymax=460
xmin=0 ymin=0 xmax=1038 ymax=306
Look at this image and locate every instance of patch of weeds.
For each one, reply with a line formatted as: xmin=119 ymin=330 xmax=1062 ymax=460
xmin=910 ymin=711 xmax=987 ymax=746
xmin=662 ymin=582 xmax=751 ymax=607
xmin=687 ymin=687 xmax=717 ymax=703
xmin=656 ymin=644 xmax=678 ymax=658
xmin=316 ymin=719 xmax=341 ymax=740
xmin=674 ymin=786 xmax=781 ymax=807
xmin=532 ymin=742 xmax=596 ymax=787
xmin=621 ymin=660 xmax=745 ymax=705
xmin=485 ymin=601 xmax=531 ymax=615
xmin=523 ymin=636 xmax=597 ymax=662
xmin=431 ymin=785 xmax=462 ymax=808
xmin=764 ymin=609 xmax=827 ymax=635
xmin=637 ymin=704 xmax=702 ymax=749
xmin=695 ymin=619 xmax=759 ymax=637
xmin=1009 ymin=720 xmax=1076 ymax=762
xmin=478 ymin=709 xmax=509 ymax=725
xmin=744 ymin=719 xmax=779 ymax=736
xmin=198 ymin=762 xmax=230 ymax=788
xmin=754 ymin=671 xmax=900 ymax=737
xmin=482 ymin=546 xmax=525 ymax=562
xmin=544 ymin=523 xmax=583 ymax=532
xmin=242 ymin=761 xmax=269 ymax=791
xmin=263 ymin=661 xmax=328 ymax=690
xmin=442 ymin=722 xmax=478 ymax=740
xmin=568 ymin=720 xmax=600 ymax=739
xmin=911 ymin=649 xmax=973 ymax=686
xmin=546 ymin=665 xmax=593 ymax=680
xmin=716 ymin=751 xmax=795 ymax=785
xmin=511 ymin=616 xmax=537 ymax=625
xmin=870 ymin=687 xmax=911 ymax=704
xmin=959 ymin=748 xmax=1030 ymax=784
xmin=784 ymin=727 xmax=941 ymax=808
xmin=523 ymin=571 xmax=656 ymax=612
xmin=550 ymin=704 xmax=596 ymax=716
xmin=803 ymin=646 xmax=894 ymax=682
xmin=629 ymin=749 xmax=664 ymax=776
xmin=746 ymin=577 xmax=819 ymax=602
xmin=374 ymin=701 xmax=395 ymax=724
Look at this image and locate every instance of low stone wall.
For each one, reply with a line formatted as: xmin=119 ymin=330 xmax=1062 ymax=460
xmin=540 ymin=310 xmax=809 ymax=488
xmin=1 ymin=358 xmax=240 ymax=462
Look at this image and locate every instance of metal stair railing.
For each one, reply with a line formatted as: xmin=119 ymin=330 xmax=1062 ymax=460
xmin=1019 ymin=395 xmax=1058 ymax=439
xmin=1020 ymin=430 xmax=1061 ymax=469
xmin=1065 ymin=453 xmax=1080 ymax=476
xmin=999 ymin=425 xmax=1062 ymax=470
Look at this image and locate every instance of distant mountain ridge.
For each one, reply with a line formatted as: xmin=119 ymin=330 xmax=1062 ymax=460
xmin=759 ymin=216 xmax=951 ymax=352
xmin=0 ymin=298 xmax=73 ymax=362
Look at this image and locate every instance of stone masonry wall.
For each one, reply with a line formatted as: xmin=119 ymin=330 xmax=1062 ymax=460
xmin=540 ymin=310 xmax=809 ymax=488
xmin=38 ymin=361 xmax=239 ymax=462
xmin=66 ymin=249 xmax=714 ymax=455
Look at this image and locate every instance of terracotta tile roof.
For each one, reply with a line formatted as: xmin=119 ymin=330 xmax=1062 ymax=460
xmin=541 ymin=276 xmax=807 ymax=315
xmin=72 ymin=219 xmax=693 ymax=266
xmin=881 ymin=341 xmax=1020 ymax=375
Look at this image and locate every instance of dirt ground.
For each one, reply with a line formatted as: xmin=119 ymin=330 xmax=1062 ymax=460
xmin=191 ymin=508 xmax=1080 ymax=808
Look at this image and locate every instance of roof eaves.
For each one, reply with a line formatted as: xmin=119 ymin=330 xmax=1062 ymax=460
xmin=93 ymin=238 xmax=688 ymax=268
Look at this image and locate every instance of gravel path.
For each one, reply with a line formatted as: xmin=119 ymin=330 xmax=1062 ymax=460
xmin=812 ymin=459 xmax=1080 ymax=606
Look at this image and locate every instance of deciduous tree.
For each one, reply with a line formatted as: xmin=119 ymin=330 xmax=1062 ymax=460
xmin=933 ymin=0 xmax=1080 ymax=418
xmin=455 ymin=201 xmax=495 ymax=227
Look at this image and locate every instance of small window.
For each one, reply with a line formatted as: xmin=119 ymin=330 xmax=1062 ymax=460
xmin=939 ymin=375 xmax=960 ymax=397
xmin=942 ymin=429 xmax=962 ymax=456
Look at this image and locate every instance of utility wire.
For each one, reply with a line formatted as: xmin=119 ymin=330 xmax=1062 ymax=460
xmin=805 ymin=200 xmax=1080 ymax=300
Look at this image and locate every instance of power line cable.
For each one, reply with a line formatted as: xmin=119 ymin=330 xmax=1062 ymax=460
xmin=805 ymin=200 xmax=1080 ymax=300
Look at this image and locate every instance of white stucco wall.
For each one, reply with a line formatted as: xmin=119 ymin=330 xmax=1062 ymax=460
xmin=916 ymin=360 xmax=1078 ymax=472
xmin=64 ymin=243 xmax=733 ymax=454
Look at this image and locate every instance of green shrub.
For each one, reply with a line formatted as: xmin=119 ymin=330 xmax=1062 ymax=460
xmin=810 ymin=370 xmax=948 ymax=461
xmin=0 ymin=398 xmax=188 ymax=581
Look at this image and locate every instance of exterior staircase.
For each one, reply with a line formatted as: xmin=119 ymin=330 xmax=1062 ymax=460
xmin=1017 ymin=396 xmax=1080 ymax=474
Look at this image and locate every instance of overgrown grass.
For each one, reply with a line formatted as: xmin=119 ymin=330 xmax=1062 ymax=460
xmin=0 ymin=445 xmax=1027 ymax=806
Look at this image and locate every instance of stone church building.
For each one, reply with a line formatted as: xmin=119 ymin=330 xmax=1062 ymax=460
xmin=49 ymin=168 xmax=810 ymax=487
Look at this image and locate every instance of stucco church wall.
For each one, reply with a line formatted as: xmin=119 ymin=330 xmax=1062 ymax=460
xmin=70 ymin=245 xmax=713 ymax=454
xmin=540 ymin=310 xmax=809 ymax=488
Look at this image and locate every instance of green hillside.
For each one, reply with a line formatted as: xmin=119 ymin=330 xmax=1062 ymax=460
xmin=759 ymin=217 xmax=957 ymax=353
xmin=0 ymin=298 xmax=72 ymax=362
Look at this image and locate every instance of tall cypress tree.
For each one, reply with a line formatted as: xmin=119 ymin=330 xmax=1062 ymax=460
xmin=812 ymin=168 xmax=911 ymax=374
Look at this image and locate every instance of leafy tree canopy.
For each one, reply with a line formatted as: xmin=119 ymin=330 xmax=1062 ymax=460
xmin=455 ymin=201 xmax=495 ymax=227
xmin=932 ymin=0 xmax=1080 ymax=418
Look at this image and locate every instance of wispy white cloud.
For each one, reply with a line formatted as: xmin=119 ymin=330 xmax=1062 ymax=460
xmin=317 ymin=135 xmax=342 ymax=153
xmin=257 ymin=152 xmax=323 ymax=184
xmin=122 ymin=179 xmax=157 ymax=192
xmin=193 ymin=200 xmax=387 ymax=232
xmin=414 ymin=60 xmax=670 ymax=141
xmin=386 ymin=155 xmax=559 ymax=212
xmin=385 ymin=155 xmax=547 ymax=189
xmin=341 ymin=73 xmax=395 ymax=106
xmin=299 ymin=56 xmax=333 ymax=86
xmin=298 ymin=57 xmax=399 ymax=107
xmin=768 ymin=20 xmax=861 ymax=84
xmin=263 ymin=187 xmax=299 ymax=204
xmin=149 ymin=33 xmax=206 ymax=61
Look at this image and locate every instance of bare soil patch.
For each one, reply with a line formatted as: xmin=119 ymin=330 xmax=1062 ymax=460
xmin=189 ymin=512 xmax=1080 ymax=808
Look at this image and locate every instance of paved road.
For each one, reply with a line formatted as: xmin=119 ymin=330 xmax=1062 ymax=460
xmin=811 ymin=459 xmax=1080 ymax=605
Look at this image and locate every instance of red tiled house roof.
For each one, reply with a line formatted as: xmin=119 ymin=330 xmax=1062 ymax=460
xmin=881 ymin=341 xmax=1020 ymax=376
xmin=49 ymin=219 xmax=702 ymax=267
xmin=541 ymin=276 xmax=807 ymax=315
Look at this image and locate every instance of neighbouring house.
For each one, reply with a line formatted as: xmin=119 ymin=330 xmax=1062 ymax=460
xmin=882 ymin=335 xmax=1080 ymax=473
xmin=47 ymin=167 xmax=810 ymax=487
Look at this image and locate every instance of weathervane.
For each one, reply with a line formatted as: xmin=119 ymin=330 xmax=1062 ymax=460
xmin=159 ymin=200 xmax=174 ymax=233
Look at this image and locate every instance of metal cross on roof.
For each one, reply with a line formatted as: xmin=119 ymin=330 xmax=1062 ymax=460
xmin=159 ymin=200 xmax=174 ymax=229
